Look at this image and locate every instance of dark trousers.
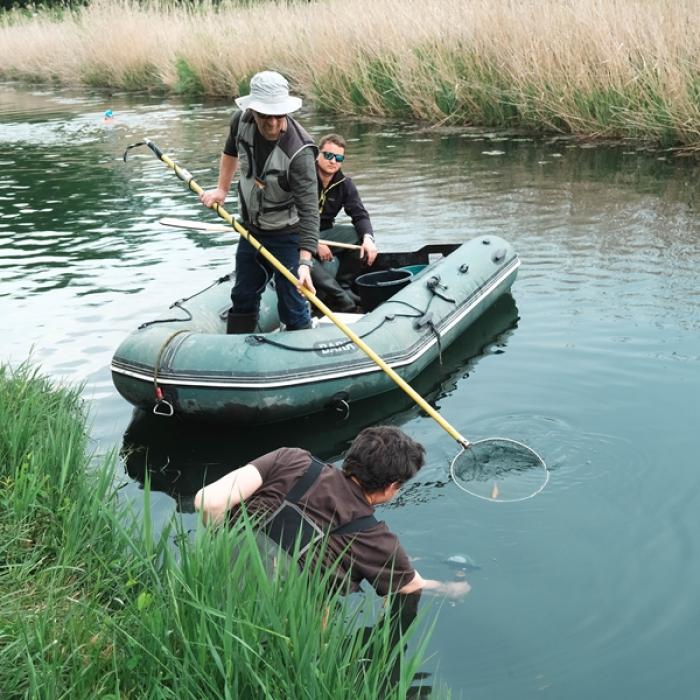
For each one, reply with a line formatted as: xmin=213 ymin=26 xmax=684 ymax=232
xmin=232 ymin=231 xmax=311 ymax=330
xmin=312 ymin=224 xmax=364 ymax=311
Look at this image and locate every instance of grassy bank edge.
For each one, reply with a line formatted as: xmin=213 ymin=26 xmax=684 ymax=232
xmin=0 ymin=361 xmax=434 ymax=698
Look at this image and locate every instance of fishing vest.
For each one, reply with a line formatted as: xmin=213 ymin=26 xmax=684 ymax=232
xmin=236 ymin=110 xmax=317 ymax=230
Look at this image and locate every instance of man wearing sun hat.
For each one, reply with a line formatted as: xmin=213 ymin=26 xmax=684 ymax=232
xmin=201 ymin=71 xmax=319 ymax=333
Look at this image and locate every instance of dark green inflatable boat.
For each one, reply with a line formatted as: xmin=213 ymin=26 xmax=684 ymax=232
xmin=111 ymin=236 xmax=519 ymax=423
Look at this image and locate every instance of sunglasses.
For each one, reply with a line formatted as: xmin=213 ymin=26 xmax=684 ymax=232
xmin=321 ymin=151 xmax=345 ymax=163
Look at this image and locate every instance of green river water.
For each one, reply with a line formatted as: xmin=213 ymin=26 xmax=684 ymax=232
xmin=1 ymin=83 xmax=698 ymax=698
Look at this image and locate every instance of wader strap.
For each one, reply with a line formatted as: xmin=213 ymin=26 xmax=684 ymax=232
xmin=331 ymin=514 xmax=378 ymax=536
xmin=285 ymin=457 xmax=324 ymax=502
xmin=262 ymin=457 xmax=379 ymax=555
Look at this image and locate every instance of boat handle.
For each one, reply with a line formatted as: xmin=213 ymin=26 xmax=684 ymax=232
xmin=153 ymin=398 xmax=175 ymax=417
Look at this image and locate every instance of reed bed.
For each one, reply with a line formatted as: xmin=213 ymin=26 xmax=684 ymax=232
xmin=1 ymin=0 xmax=700 ymax=145
xmin=1 ymin=0 xmax=699 ymax=145
xmin=0 ymin=362 xmax=430 ymax=698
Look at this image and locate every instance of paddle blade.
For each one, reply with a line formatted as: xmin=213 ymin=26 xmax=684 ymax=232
xmin=159 ymin=217 xmax=232 ymax=232
xmin=450 ymin=438 xmax=548 ymax=502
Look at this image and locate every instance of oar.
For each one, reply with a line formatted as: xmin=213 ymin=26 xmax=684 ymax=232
xmin=125 ymin=139 xmax=547 ymax=499
xmin=159 ymin=217 xmax=362 ymax=251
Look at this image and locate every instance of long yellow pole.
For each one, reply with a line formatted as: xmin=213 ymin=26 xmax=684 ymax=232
xmin=135 ymin=139 xmax=469 ymax=447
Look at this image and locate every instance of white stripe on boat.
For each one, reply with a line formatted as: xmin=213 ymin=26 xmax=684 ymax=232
xmin=111 ymin=258 xmax=519 ymax=390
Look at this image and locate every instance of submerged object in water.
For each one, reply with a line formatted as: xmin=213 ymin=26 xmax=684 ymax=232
xmin=445 ymin=554 xmax=481 ymax=572
xmin=111 ymin=236 xmax=519 ymax=423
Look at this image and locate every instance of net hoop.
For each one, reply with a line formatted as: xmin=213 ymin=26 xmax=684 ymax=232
xmin=449 ymin=437 xmax=549 ymax=503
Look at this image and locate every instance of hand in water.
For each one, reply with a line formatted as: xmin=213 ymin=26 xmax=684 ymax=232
xmin=440 ymin=580 xmax=471 ymax=599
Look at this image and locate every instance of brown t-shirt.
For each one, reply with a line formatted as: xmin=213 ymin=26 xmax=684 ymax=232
xmin=238 ymin=447 xmax=415 ymax=596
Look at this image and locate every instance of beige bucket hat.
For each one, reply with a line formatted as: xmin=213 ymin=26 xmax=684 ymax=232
xmin=235 ymin=71 xmax=302 ymax=115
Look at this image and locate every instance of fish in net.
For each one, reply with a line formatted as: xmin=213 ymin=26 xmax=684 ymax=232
xmin=450 ymin=438 xmax=549 ymax=502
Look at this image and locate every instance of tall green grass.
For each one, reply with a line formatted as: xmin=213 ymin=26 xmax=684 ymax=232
xmin=0 ymin=362 xmax=432 ymax=698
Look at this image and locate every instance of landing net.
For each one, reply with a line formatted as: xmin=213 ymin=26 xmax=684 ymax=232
xmin=450 ymin=438 xmax=549 ymax=503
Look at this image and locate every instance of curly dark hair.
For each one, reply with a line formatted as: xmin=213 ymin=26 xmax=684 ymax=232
xmin=342 ymin=426 xmax=425 ymax=492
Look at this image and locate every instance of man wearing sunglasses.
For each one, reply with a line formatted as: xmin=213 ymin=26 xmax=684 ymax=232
xmin=200 ymin=71 xmax=319 ymax=333
xmin=313 ymin=134 xmax=379 ymax=312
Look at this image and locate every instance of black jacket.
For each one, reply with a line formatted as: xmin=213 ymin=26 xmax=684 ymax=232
xmin=318 ymin=170 xmax=373 ymax=238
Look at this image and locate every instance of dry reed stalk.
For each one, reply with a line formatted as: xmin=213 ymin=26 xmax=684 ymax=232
xmin=0 ymin=0 xmax=698 ymax=142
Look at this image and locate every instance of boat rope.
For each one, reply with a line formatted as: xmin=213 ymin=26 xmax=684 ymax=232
xmin=138 ymin=275 xmax=232 ymax=330
xmin=249 ymin=315 xmax=393 ymax=352
xmin=249 ymin=299 xmax=432 ymax=352
xmin=378 ymin=300 xmax=445 ymax=362
xmin=426 ymin=275 xmax=456 ymax=304
xmin=384 ymin=299 xmax=426 ymax=316
xmin=413 ymin=312 xmax=444 ymax=365
xmin=152 ymin=329 xmax=190 ymax=417
xmin=246 ymin=279 xmax=455 ymax=354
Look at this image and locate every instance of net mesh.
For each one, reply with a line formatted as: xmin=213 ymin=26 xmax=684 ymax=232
xmin=450 ymin=438 xmax=548 ymax=502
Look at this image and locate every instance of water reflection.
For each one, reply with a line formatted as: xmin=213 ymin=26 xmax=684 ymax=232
xmin=121 ymin=294 xmax=519 ymax=502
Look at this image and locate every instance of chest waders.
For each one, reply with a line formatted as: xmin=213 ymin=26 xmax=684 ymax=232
xmin=260 ymin=457 xmax=378 ymax=560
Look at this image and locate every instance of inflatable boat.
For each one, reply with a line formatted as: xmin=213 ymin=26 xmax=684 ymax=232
xmin=110 ymin=235 xmax=520 ymax=423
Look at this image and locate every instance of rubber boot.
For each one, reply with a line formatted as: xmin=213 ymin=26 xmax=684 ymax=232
xmin=311 ymin=263 xmax=358 ymax=312
xmin=340 ymin=286 xmax=362 ymax=307
xmin=226 ymin=310 xmax=257 ymax=335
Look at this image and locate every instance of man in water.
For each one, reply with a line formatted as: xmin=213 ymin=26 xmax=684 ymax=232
xmin=200 ymin=71 xmax=319 ymax=333
xmin=313 ymin=133 xmax=378 ymax=312
xmin=194 ymin=425 xmax=470 ymax=599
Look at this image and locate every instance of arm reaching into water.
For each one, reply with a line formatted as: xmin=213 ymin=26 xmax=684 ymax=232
xmin=194 ymin=464 xmax=263 ymax=526
xmin=399 ymin=571 xmax=471 ymax=599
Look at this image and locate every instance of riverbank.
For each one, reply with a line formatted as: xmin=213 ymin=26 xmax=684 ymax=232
xmin=1 ymin=0 xmax=699 ymax=147
xmin=0 ymin=363 xmax=428 ymax=698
